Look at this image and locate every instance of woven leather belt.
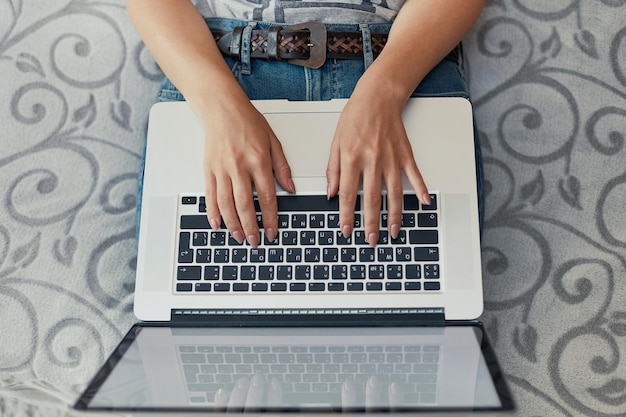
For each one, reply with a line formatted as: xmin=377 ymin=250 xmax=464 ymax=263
xmin=214 ymin=21 xmax=459 ymax=69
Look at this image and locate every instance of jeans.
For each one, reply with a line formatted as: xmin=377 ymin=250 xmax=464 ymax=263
xmin=137 ymin=18 xmax=484 ymax=238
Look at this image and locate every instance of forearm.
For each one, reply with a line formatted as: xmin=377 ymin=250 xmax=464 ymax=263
xmin=355 ymin=0 xmax=485 ymax=105
xmin=125 ymin=0 xmax=248 ymax=118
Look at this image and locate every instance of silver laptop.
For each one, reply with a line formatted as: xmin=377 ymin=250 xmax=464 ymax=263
xmin=74 ymin=98 xmax=514 ymax=414
xmin=135 ymin=97 xmax=483 ymax=321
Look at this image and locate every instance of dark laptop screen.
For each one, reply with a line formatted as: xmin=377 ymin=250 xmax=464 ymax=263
xmin=74 ymin=323 xmax=513 ymax=413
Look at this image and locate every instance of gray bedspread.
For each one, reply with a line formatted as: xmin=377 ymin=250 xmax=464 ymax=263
xmin=1 ymin=1 xmax=625 ymax=416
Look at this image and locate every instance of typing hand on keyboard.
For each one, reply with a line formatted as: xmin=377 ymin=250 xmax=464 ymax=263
xmin=325 ymin=96 xmax=431 ymax=247
xmin=213 ymin=374 xmax=405 ymax=411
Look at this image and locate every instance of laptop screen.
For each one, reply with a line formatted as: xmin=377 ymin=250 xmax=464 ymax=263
xmin=74 ymin=323 xmax=513 ymax=413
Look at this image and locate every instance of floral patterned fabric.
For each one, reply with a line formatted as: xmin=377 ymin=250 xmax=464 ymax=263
xmin=1 ymin=1 xmax=625 ymax=416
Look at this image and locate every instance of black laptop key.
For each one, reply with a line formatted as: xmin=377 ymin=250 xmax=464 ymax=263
xmin=214 ymin=283 xmax=230 ymax=292
xmin=177 ymin=266 xmax=201 ymax=280
xmin=424 ymin=282 xmax=441 ymax=291
xmin=290 ymin=282 xmax=306 ymax=291
xmin=422 ymin=194 xmax=438 ymax=210
xmin=182 ymin=196 xmax=197 ymax=205
xmin=176 ymin=283 xmax=193 ymax=292
xmin=418 ymin=213 xmax=438 ymax=228
xmin=403 ymin=194 xmax=420 ymax=210
xmin=414 ymin=247 xmax=439 ymax=261
xmin=180 ymin=215 xmax=210 ymax=229
xmin=277 ymin=195 xmax=340 ymax=212
xmin=409 ymin=230 xmax=438 ymax=244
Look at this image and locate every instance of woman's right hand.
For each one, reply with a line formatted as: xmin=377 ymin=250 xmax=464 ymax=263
xmin=200 ymin=95 xmax=295 ymax=247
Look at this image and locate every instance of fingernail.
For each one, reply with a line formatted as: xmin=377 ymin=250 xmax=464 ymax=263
xmin=288 ymin=178 xmax=296 ymax=193
xmin=209 ymin=217 xmax=219 ymax=230
xmin=342 ymin=224 xmax=351 ymax=238
xmin=232 ymin=230 xmax=244 ymax=244
xmin=368 ymin=232 xmax=378 ymax=246
xmin=247 ymin=234 xmax=259 ymax=248
xmin=327 ymin=183 xmax=331 ymax=200
xmin=390 ymin=223 xmax=400 ymax=240
xmin=422 ymin=192 xmax=431 ymax=205
xmin=265 ymin=228 xmax=277 ymax=243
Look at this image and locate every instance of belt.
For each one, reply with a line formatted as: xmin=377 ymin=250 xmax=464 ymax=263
xmin=214 ymin=21 xmax=459 ymax=69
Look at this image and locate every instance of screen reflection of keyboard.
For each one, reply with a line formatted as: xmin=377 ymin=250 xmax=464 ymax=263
xmin=175 ymin=193 xmax=442 ymax=294
xmin=179 ymin=344 xmax=441 ymax=405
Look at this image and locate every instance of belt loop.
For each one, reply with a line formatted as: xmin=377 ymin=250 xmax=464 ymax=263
xmin=240 ymin=22 xmax=257 ymax=75
xmin=359 ymin=23 xmax=374 ymax=70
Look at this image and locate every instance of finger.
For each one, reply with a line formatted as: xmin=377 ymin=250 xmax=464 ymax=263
xmin=231 ymin=173 xmax=261 ymax=248
xmin=341 ymin=378 xmax=358 ymax=411
xmin=365 ymin=376 xmax=385 ymax=410
xmin=338 ymin=155 xmax=359 ymax=239
xmin=402 ymin=153 xmax=430 ymax=206
xmin=213 ymin=388 xmax=230 ymax=410
xmin=227 ymin=376 xmax=250 ymax=411
xmin=253 ymin=166 xmax=279 ymax=244
xmin=361 ymin=168 xmax=382 ymax=247
xmin=388 ymin=382 xmax=404 ymax=410
xmin=384 ymin=170 xmax=404 ymax=240
xmin=267 ymin=377 xmax=283 ymax=407
xmin=270 ymin=135 xmax=296 ymax=194
xmin=245 ymin=374 xmax=266 ymax=410
xmin=203 ymin=171 xmax=222 ymax=231
xmin=215 ymin=176 xmax=245 ymax=245
xmin=326 ymin=139 xmax=341 ymax=199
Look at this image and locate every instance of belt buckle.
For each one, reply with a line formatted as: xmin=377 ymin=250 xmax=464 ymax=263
xmin=287 ymin=21 xmax=327 ymax=69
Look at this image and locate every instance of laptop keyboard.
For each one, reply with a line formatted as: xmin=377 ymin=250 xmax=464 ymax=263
xmin=175 ymin=192 xmax=442 ymax=294
xmin=179 ymin=342 xmax=440 ymax=405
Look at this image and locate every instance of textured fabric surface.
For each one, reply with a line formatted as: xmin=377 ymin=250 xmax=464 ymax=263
xmin=1 ymin=1 xmax=625 ymax=416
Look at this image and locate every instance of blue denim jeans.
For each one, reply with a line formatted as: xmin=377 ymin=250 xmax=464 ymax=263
xmin=138 ymin=18 xmax=484 ymax=237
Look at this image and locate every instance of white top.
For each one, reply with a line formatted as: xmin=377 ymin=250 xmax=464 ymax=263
xmin=195 ymin=0 xmax=405 ymax=24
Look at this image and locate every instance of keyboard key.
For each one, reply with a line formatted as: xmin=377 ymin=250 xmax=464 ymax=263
xmin=193 ymin=232 xmax=208 ymax=246
xmin=195 ymin=283 xmax=211 ymax=292
xmin=415 ymin=247 xmax=439 ymax=261
xmin=214 ymin=283 xmax=230 ymax=292
xmin=176 ymin=283 xmax=193 ymax=292
xmin=409 ymin=230 xmax=439 ymax=244
xmin=177 ymin=266 xmax=201 ymax=280
xmin=424 ymin=264 xmax=440 ymax=279
xmin=422 ymin=194 xmax=437 ymax=210
xmin=240 ymin=266 xmax=256 ymax=280
xmin=290 ymin=283 xmax=306 ymax=291
xmin=181 ymin=215 xmax=210 ymax=229
xmin=182 ymin=196 xmax=197 ymax=205
xmin=277 ymin=195 xmax=340 ymax=212
xmin=406 ymin=265 xmax=421 ymax=279
xmin=204 ymin=266 xmax=219 ymax=280
xmin=418 ymin=213 xmax=438 ymax=228
xmin=313 ymin=265 xmax=329 ymax=280
xmin=295 ymin=265 xmax=311 ymax=280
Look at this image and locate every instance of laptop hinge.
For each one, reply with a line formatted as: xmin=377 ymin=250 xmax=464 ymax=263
xmin=170 ymin=308 xmax=445 ymax=327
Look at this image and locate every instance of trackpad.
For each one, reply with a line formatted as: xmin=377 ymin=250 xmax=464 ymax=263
xmin=264 ymin=112 xmax=339 ymax=178
xmin=443 ymin=193 xmax=476 ymax=290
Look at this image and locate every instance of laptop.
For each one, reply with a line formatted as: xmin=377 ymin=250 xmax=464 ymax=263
xmin=73 ymin=98 xmax=514 ymax=414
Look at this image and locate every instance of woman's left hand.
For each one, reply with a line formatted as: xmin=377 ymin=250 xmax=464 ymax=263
xmin=326 ymin=89 xmax=430 ymax=247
